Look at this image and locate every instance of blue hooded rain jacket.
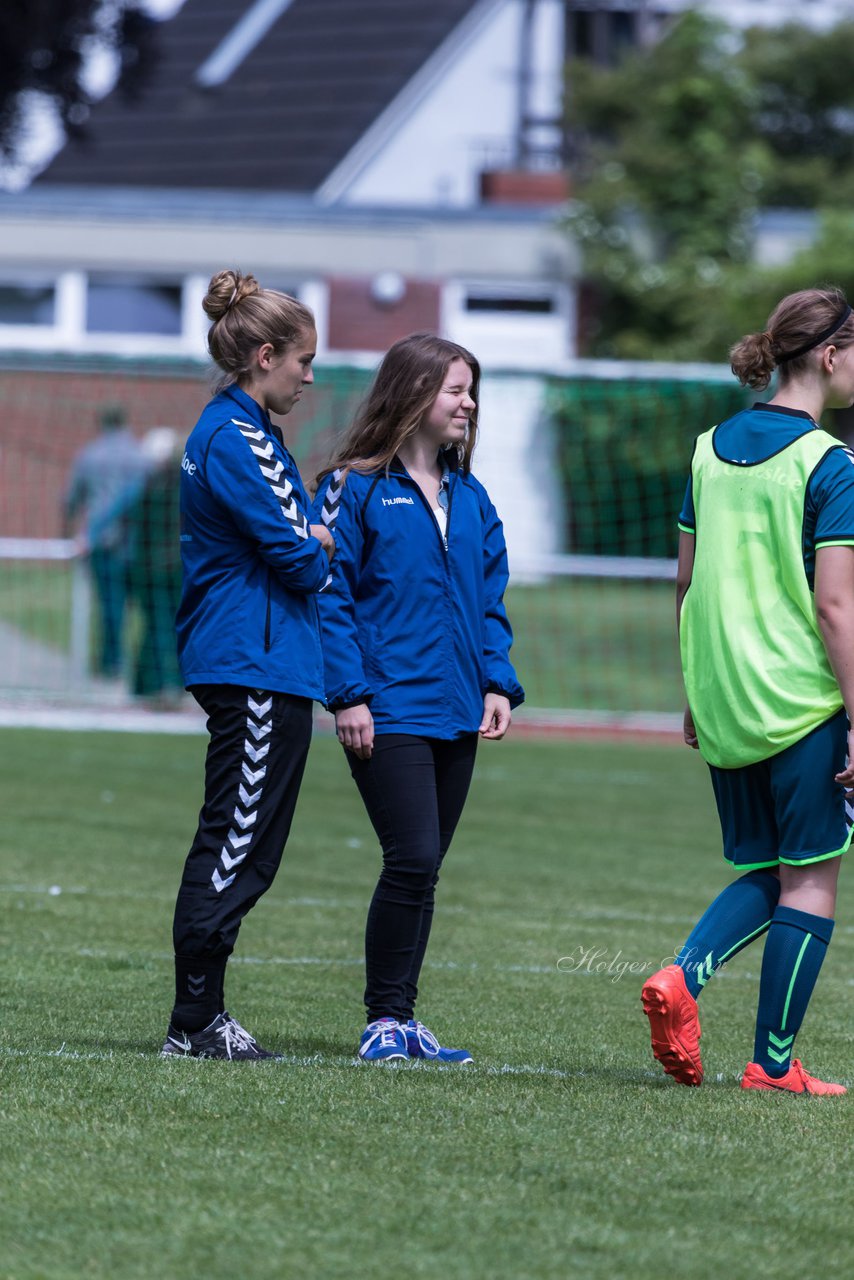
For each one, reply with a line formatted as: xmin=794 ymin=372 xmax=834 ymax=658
xmin=177 ymin=386 xmax=328 ymax=698
xmin=311 ymin=455 xmax=524 ymax=738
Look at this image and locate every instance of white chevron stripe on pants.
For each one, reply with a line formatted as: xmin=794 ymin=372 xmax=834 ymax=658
xmin=172 ymin=684 xmax=313 ymax=964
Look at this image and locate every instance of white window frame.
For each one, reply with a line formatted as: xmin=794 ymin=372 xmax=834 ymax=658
xmin=441 ymin=279 xmax=576 ymax=368
xmin=0 ymin=270 xmax=323 ymax=359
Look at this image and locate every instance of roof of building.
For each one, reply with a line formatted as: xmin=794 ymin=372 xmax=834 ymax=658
xmin=38 ymin=0 xmax=482 ymax=192
xmin=0 ymin=183 xmax=561 ymax=227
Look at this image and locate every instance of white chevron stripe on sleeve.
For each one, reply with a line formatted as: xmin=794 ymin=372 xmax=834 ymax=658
xmin=250 ymin=441 xmax=275 ymax=461
xmin=321 ymin=469 xmax=344 ymax=528
xmin=234 ymin=421 xmax=311 ymax=539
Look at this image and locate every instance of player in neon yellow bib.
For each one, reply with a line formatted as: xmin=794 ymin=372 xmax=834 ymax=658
xmin=643 ymin=287 xmax=854 ymax=1095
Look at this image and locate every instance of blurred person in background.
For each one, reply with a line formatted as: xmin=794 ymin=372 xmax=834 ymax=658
xmin=159 ymin=269 xmax=335 ymax=1061
xmin=642 ymin=286 xmax=854 ymax=1096
xmin=126 ymin=427 xmax=184 ymax=706
xmin=91 ymin=427 xmax=185 ymax=706
xmin=313 ymin=333 xmax=523 ymax=1065
xmin=63 ymin=404 xmax=145 ymax=677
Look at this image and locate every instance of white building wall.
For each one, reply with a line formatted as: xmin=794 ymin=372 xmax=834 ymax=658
xmin=442 ymin=280 xmax=574 ymax=367
xmin=320 ymin=0 xmax=565 ymax=209
xmin=0 ymin=196 xmax=577 ymax=360
xmin=474 ymin=372 xmax=566 ymax=569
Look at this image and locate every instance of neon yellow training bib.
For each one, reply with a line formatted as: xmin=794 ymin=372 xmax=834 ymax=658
xmin=680 ymin=425 xmax=843 ymax=768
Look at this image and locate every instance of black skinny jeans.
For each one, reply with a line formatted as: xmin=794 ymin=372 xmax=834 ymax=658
xmin=346 ymin=732 xmax=478 ymax=1022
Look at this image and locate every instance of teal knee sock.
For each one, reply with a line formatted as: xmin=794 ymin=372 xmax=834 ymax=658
xmin=753 ymin=905 xmax=834 ymax=1077
xmin=675 ymin=870 xmax=780 ymax=999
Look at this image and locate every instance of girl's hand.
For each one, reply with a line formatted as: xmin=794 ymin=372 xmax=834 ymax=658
xmin=335 ymin=703 xmax=374 ymax=758
xmin=683 ymin=706 xmax=699 ymax=749
xmin=479 ymin=693 xmax=511 ymax=740
xmin=833 ymin=726 xmax=854 ymax=792
xmin=310 ymin=523 xmax=336 ymax=561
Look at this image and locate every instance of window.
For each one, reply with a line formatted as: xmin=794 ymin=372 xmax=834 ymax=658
xmin=86 ymin=277 xmax=183 ymax=335
xmin=570 ymin=10 xmax=594 ymax=59
xmin=566 ymin=5 xmax=661 ymax=66
xmin=465 ymin=293 xmax=556 ymax=315
xmin=0 ymin=283 xmax=56 ymax=326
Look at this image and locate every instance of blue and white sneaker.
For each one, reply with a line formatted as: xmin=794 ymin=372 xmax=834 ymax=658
xmin=404 ymin=1019 xmax=473 ymax=1064
xmin=358 ymin=1017 xmax=409 ymax=1063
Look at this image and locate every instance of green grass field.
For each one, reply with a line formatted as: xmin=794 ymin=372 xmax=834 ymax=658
xmin=0 ymin=563 xmax=73 ymax=649
xmin=1 ymin=728 xmax=852 ymax=1280
xmin=506 ymin=579 xmax=679 ymax=711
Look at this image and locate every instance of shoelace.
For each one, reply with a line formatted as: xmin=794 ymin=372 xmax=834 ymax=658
xmin=363 ymin=1020 xmax=402 ymax=1052
xmin=216 ymin=1016 xmax=257 ymax=1058
xmin=410 ymin=1021 xmax=440 ymax=1055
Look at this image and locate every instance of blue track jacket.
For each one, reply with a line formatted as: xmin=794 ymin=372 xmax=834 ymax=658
xmin=176 ymin=386 xmax=328 ymax=697
xmin=312 ymin=455 xmax=524 ymax=737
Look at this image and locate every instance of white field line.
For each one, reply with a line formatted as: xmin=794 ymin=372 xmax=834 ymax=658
xmin=3 ymin=881 xmax=854 ymax=943
xmin=0 ymin=702 xmax=685 ymax=738
xmin=0 ymin=881 xmax=700 ymax=926
xmin=0 ymin=883 xmax=364 ymax=908
xmin=0 ymin=704 xmax=209 ymax=734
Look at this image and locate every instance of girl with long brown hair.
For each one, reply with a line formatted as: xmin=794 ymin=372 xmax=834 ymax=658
xmin=313 ymin=332 xmax=524 ymax=1063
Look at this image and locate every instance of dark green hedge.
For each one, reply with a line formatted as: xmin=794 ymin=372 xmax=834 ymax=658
xmin=548 ymin=377 xmax=750 ymax=558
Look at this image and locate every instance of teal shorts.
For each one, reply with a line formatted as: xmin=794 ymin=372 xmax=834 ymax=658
xmin=708 ymin=708 xmax=853 ymax=869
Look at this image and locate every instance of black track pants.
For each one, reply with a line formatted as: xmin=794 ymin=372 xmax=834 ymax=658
xmin=346 ymin=733 xmax=477 ymax=1022
xmin=170 ymin=684 xmax=312 ymax=1027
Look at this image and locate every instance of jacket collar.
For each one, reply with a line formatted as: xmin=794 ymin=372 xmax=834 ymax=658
xmin=221 ymin=385 xmax=274 ymax=435
xmin=390 ymin=446 xmax=462 ymax=477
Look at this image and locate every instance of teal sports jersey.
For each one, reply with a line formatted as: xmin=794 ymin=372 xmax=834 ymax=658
xmin=679 ymin=403 xmax=854 ymax=585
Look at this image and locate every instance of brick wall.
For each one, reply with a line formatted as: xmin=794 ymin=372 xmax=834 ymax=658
xmin=0 ymin=360 xmax=372 ymax=538
xmin=327 ymin=277 xmax=441 ymax=352
xmin=0 ymin=365 xmax=209 ymax=538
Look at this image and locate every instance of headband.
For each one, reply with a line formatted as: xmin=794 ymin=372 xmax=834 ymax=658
xmin=776 ymin=303 xmax=852 ymax=363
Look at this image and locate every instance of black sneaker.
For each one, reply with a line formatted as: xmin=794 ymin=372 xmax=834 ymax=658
xmin=160 ymin=1011 xmax=281 ymax=1060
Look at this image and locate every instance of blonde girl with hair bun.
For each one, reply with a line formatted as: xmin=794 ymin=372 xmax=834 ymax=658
xmin=160 ymin=269 xmax=335 ymax=1060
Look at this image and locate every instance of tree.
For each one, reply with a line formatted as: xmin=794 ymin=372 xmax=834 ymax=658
xmin=565 ymin=11 xmax=854 ymax=361
xmin=0 ymin=1 xmax=158 ymax=171
xmin=565 ymin=11 xmax=771 ymax=360
xmin=740 ymin=20 xmax=854 ymax=209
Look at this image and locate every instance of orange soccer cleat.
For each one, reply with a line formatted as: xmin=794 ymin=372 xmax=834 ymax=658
xmin=741 ymin=1059 xmax=847 ymax=1096
xmin=641 ymin=964 xmax=703 ymax=1086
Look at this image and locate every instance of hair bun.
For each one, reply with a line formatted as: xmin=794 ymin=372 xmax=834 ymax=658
xmin=203 ymin=269 xmax=260 ymax=323
xmin=729 ymin=329 xmax=776 ymax=390
xmin=759 ymin=330 xmax=777 ymax=359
